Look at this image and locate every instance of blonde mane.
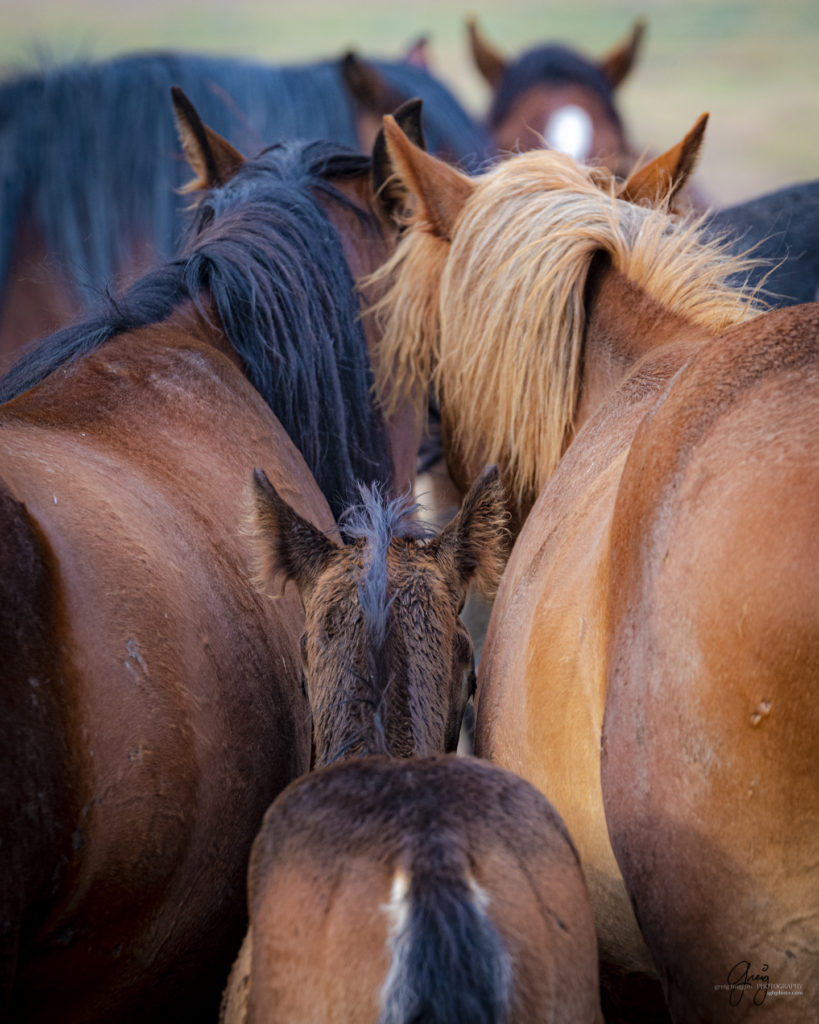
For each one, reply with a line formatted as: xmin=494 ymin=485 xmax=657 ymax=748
xmin=369 ymin=148 xmax=761 ymax=512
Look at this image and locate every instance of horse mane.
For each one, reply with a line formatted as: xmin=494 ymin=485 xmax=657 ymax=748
xmin=0 ymin=52 xmax=488 ymax=305
xmin=331 ymin=486 xmax=431 ymax=762
xmin=489 ymin=45 xmax=622 ymax=133
xmin=371 ymin=149 xmax=762 ymax=512
xmin=0 ymin=139 xmax=392 ymax=519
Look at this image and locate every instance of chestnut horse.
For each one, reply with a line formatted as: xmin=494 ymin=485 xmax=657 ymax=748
xmin=0 ymin=92 xmax=418 ymax=1022
xmin=220 ymin=468 xmax=602 ymax=1023
xmin=0 ymin=48 xmax=489 ymax=369
xmin=371 ymin=115 xmax=818 ymax=1021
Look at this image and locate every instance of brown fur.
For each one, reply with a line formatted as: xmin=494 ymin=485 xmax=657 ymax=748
xmin=238 ymin=757 xmax=602 ymax=1024
xmin=371 ymin=116 xmax=819 ymax=1020
xmin=250 ymin=466 xmax=510 ymax=766
xmin=468 ymin=16 xmax=644 ymax=174
xmin=222 ymin=472 xmax=602 ymax=1023
xmin=0 ymin=109 xmax=402 ymax=1022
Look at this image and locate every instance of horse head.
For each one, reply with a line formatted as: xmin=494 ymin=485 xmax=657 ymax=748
xmin=250 ymin=466 xmax=510 ymax=766
xmin=370 ymin=109 xmax=720 ymax=524
xmin=468 ymin=16 xmax=644 ymax=172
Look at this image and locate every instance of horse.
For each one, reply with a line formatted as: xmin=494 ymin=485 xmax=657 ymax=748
xmin=370 ymin=114 xmax=818 ymax=1021
xmin=220 ymin=468 xmax=603 ymax=1023
xmin=705 ymin=177 xmax=819 ymax=305
xmin=466 ymin=16 xmax=644 ymax=171
xmin=0 ymin=89 xmax=419 ymax=1022
xmin=0 ymin=48 xmax=490 ymax=369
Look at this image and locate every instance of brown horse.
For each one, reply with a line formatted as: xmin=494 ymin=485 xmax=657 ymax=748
xmin=467 ymin=17 xmax=644 ymax=171
xmin=369 ymin=114 xmax=818 ymax=1021
xmin=220 ymin=468 xmax=603 ymax=1023
xmin=0 ymin=91 xmax=419 ymax=1022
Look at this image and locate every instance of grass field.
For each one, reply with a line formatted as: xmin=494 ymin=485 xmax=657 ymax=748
xmin=2 ymin=0 xmax=817 ymax=204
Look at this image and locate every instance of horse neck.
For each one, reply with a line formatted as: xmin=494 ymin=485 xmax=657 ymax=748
xmin=575 ymin=260 xmax=710 ymax=431
xmin=313 ymin=665 xmax=413 ymax=769
xmin=158 ymin=298 xmax=245 ymax=370
xmin=314 ymin=632 xmax=447 ymax=768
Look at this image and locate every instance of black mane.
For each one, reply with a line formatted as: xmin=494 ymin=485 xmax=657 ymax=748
xmin=0 ymin=139 xmax=393 ymax=518
xmin=489 ymin=44 xmax=622 ymax=133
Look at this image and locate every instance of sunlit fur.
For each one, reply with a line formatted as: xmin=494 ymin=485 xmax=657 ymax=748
xmin=371 ymin=148 xmax=762 ymax=512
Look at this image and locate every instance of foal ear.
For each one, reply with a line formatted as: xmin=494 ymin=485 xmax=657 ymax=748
xmin=598 ymin=19 xmax=646 ymax=90
xmin=619 ymin=112 xmax=708 ymax=207
xmin=171 ymin=86 xmax=245 ymax=193
xmin=432 ymin=466 xmax=512 ymax=598
xmin=466 ymin=17 xmax=507 ymax=90
xmin=251 ymin=469 xmax=339 ymax=602
xmin=382 ymin=115 xmax=475 ymax=241
xmin=372 ymin=98 xmax=427 ymax=223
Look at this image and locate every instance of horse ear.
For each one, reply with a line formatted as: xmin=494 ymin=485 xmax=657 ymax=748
xmin=252 ymin=469 xmax=339 ymax=602
xmin=598 ymin=19 xmax=646 ymax=90
xmin=382 ymin=114 xmax=475 ymax=241
xmin=171 ymin=86 xmax=245 ymax=193
xmin=466 ymin=17 xmax=507 ymax=90
xmin=403 ymin=35 xmax=430 ymax=70
xmin=432 ymin=466 xmax=511 ymax=598
xmin=619 ymin=113 xmax=708 ymax=206
xmin=372 ymin=98 xmax=428 ymax=223
xmin=341 ymin=52 xmax=404 ymax=116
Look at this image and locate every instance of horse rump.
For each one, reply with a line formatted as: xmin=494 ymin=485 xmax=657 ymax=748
xmin=379 ymin=847 xmax=511 ymax=1024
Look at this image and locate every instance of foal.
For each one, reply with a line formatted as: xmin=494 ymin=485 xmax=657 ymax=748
xmin=221 ymin=468 xmax=602 ymax=1024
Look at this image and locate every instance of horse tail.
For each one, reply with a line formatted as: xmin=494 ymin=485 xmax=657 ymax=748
xmin=378 ymin=835 xmax=512 ymax=1024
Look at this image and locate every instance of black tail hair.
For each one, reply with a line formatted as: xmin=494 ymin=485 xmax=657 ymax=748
xmin=378 ymin=844 xmax=511 ymax=1024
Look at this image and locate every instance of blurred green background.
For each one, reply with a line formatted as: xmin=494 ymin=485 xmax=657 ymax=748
xmin=2 ymin=0 xmax=816 ymax=205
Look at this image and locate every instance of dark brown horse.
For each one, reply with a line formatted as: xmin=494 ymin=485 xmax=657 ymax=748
xmin=220 ymin=469 xmax=602 ymax=1023
xmin=371 ymin=114 xmax=818 ymax=1021
xmin=467 ymin=16 xmax=644 ymax=171
xmin=0 ymin=92 xmax=416 ymax=1022
xmin=0 ymin=49 xmax=489 ymax=370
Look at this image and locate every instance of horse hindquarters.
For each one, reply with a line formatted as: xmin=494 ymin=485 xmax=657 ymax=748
xmin=230 ymin=757 xmax=602 ymax=1024
xmin=0 ymin=483 xmax=79 ymax=1013
xmin=602 ymin=312 xmax=819 ymax=1021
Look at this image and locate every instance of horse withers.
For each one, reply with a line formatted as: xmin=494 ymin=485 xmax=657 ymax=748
xmin=0 ymin=91 xmax=418 ymax=1022
xmin=220 ymin=468 xmax=602 ymax=1024
xmin=371 ymin=114 xmax=818 ymax=1021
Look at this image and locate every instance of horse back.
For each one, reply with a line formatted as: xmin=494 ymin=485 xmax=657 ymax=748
xmin=603 ymin=303 xmax=819 ymax=1020
xmin=230 ymin=756 xmax=601 ymax=1023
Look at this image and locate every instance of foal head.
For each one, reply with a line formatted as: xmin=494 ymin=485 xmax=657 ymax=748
xmin=252 ymin=467 xmax=510 ymax=767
